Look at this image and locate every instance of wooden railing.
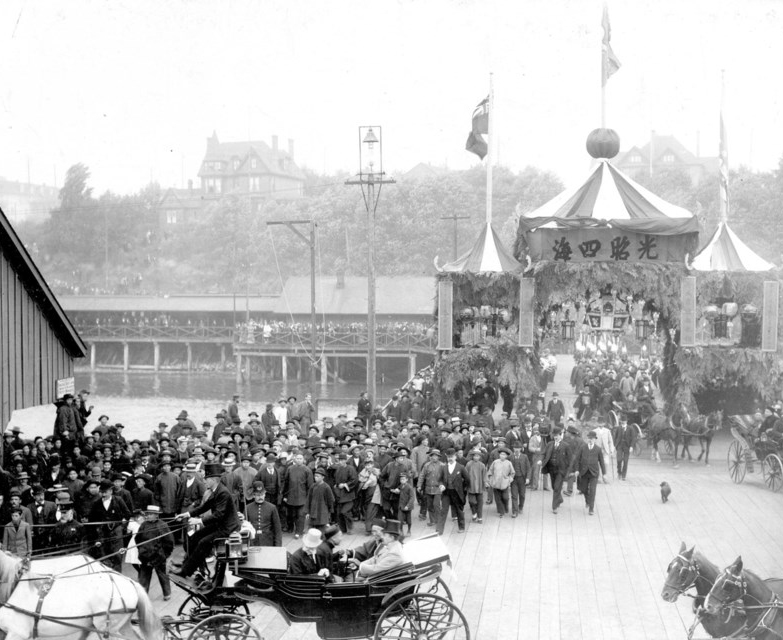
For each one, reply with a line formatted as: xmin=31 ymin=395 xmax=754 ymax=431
xmin=76 ymin=325 xmax=437 ymax=352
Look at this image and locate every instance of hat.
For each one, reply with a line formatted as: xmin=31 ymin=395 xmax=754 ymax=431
xmin=176 ymin=411 xmax=188 ymax=420
xmin=265 ymin=453 xmax=278 ymax=462
xmin=204 ymin=463 xmax=224 ymax=478
xmin=552 ymin=427 xmax=564 ymax=435
xmin=62 ymin=393 xmax=74 ymax=401
xmin=313 ymin=467 xmax=327 ymax=477
xmin=144 ymin=505 xmax=161 ymax=514
xmin=496 ymin=447 xmax=512 ymax=456
xmin=136 ymin=473 xmax=153 ymax=485
xmin=83 ymin=479 xmax=99 ymax=489
xmin=184 ymin=462 xmax=200 ymax=473
xmin=381 ymin=519 xmax=403 ymax=537
xmin=395 ymin=446 xmax=410 ymax=457
xmin=302 ymin=528 xmax=322 ymax=548
xmin=10 ymin=426 xmax=22 ymax=434
xmin=99 ymin=480 xmax=113 ymax=492
xmin=9 ymin=488 xmax=21 ymax=497
xmin=444 ymin=447 xmax=456 ymax=456
xmin=428 ymin=448 xmax=441 ymax=457
xmin=252 ymin=482 xmax=266 ymax=494
xmin=57 ymin=499 xmax=74 ymax=509
xmin=512 ymin=442 xmax=523 ymax=449
xmin=16 ymin=472 xmax=29 ymax=480
xmin=587 ymin=430 xmax=597 ymax=439
xmin=471 ymin=449 xmax=483 ymax=457
xmin=567 ymin=425 xmax=580 ymax=436
xmin=336 ymin=453 xmax=348 ymax=461
xmin=398 ymin=470 xmax=409 ymax=479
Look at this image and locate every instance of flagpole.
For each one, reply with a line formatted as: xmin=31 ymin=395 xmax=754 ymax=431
xmin=486 ymin=73 xmax=494 ymax=225
xmin=719 ymin=69 xmax=729 ymax=224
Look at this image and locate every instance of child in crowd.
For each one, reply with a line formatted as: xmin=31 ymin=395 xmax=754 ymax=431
xmin=397 ymin=472 xmax=415 ymax=535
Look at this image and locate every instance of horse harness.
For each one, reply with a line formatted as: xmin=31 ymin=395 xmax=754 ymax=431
xmin=711 ymin=568 xmax=783 ymax=640
xmin=2 ymin=561 xmax=138 ymax=640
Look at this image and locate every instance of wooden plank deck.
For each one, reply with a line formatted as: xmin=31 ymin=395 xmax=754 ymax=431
xmin=137 ymin=358 xmax=783 ymax=638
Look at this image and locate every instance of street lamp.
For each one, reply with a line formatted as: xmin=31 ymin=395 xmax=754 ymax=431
xmin=346 ymin=126 xmax=395 ymax=407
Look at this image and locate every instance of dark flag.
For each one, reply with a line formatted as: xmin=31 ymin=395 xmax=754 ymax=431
xmin=601 ymin=4 xmax=621 ymax=86
xmin=465 ymin=96 xmax=489 ymax=159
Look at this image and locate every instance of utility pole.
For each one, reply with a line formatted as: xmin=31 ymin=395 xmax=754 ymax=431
xmin=267 ymin=219 xmax=318 ymax=391
xmin=440 ymin=214 xmax=470 ymax=260
xmin=345 ymin=127 xmax=395 ymax=407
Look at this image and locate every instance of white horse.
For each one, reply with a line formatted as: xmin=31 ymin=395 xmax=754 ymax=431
xmin=0 ymin=551 xmax=163 ymax=640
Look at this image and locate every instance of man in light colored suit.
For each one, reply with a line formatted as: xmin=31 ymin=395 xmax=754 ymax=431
xmin=569 ymin=430 xmax=606 ymax=515
xmin=592 ymin=420 xmax=615 ymax=482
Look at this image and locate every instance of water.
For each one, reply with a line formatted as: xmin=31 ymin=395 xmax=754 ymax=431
xmin=12 ymin=370 xmax=405 ymax=445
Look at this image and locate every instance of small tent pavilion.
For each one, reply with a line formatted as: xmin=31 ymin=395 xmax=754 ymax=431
xmin=438 ymin=222 xmax=521 ymax=274
xmin=691 ymin=221 xmax=775 ymax=272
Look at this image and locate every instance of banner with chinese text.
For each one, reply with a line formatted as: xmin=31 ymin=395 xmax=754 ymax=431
xmin=526 ymin=229 xmax=690 ymax=263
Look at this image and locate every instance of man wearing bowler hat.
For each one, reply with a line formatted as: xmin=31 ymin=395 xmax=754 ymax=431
xmin=569 ymin=430 xmax=606 ymax=515
xmin=88 ymin=479 xmax=130 ymax=571
xmin=136 ymin=505 xmax=174 ymax=600
xmin=173 ymin=463 xmax=240 ymax=586
xmin=355 ymin=519 xmax=405 ymax=579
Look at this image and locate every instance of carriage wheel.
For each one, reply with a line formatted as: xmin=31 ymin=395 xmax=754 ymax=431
xmin=187 ymin=613 xmax=261 ymax=640
xmin=608 ymin=411 xmax=619 ymax=429
xmin=178 ymin=594 xmax=250 ymax=620
xmin=374 ymin=593 xmax=470 ymax=640
xmin=727 ymin=441 xmax=746 ymax=484
xmin=416 ymin=576 xmax=453 ymax=601
xmin=762 ymin=454 xmax=783 ymax=492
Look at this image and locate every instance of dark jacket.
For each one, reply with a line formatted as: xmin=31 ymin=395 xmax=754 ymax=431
xmin=509 ymin=452 xmax=531 ymax=484
xmin=282 ymin=464 xmax=313 ymax=507
xmin=245 ymin=500 xmax=282 ymax=547
xmin=254 ymin=465 xmax=283 ymax=501
xmin=542 ymin=439 xmax=572 ymax=476
xmin=136 ymin=519 xmax=174 ymax=566
xmin=569 ymin=442 xmax=606 ymax=478
xmin=289 ymin=546 xmax=331 ymax=576
xmin=442 ymin=462 xmax=470 ymax=503
xmin=613 ymin=424 xmax=637 ymax=451
xmin=189 ymin=482 xmax=240 ymax=536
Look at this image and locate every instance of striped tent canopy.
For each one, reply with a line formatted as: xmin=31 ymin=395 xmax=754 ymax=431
xmin=520 ymin=160 xmax=699 ymax=235
xmin=438 ymin=223 xmax=522 ymax=273
xmin=691 ymin=221 xmax=775 ymax=272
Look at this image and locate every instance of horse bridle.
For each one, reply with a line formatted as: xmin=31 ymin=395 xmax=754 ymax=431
xmin=708 ymin=568 xmax=748 ymax=608
xmin=664 ymin=554 xmax=700 ymax=595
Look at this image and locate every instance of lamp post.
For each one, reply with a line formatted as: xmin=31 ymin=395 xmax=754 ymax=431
xmin=346 ymin=127 xmax=395 ymax=406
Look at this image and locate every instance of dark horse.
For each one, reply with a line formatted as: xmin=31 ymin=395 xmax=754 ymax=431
xmin=661 ymin=543 xmax=750 ymax=638
xmin=644 ymin=411 xmax=677 ymax=463
xmin=706 ymin=556 xmax=783 ymax=640
xmin=672 ymin=405 xmax=724 ymax=466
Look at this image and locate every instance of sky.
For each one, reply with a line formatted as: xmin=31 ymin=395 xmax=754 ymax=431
xmin=0 ymin=0 xmax=781 ymax=195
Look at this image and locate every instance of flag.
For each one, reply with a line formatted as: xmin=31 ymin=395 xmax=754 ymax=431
xmin=601 ymin=4 xmax=621 ymax=86
xmin=465 ymin=96 xmax=489 ymax=159
xmin=719 ymin=112 xmax=729 ymax=221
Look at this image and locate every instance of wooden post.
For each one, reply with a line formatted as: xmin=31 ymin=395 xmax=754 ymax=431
xmin=153 ymin=342 xmax=160 ymax=372
xmin=220 ymin=345 xmax=226 ymax=371
xmin=90 ymin=343 xmax=96 ymax=370
xmin=236 ymin=353 xmax=242 ymax=385
xmin=186 ymin=343 xmax=192 ymax=372
xmin=296 ymin=358 xmax=303 ymax=382
xmin=408 ymin=355 xmax=417 ymax=380
xmin=320 ymin=356 xmax=328 ymax=384
xmin=123 ymin=342 xmax=129 ymax=371
xmin=282 ymin=355 xmax=288 ymax=381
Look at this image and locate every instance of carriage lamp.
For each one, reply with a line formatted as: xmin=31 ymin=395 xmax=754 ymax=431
xmin=226 ymin=532 xmax=244 ymax=560
xmin=240 ymin=530 xmax=250 ymax=556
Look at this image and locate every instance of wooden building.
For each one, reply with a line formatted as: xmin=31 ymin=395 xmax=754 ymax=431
xmin=0 ymin=206 xmax=86 ymax=431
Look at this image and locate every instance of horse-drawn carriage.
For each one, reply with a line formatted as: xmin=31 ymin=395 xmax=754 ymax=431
xmin=169 ymin=530 xmax=468 ymax=640
xmin=727 ymin=415 xmax=783 ymax=492
xmin=0 ymin=530 xmax=466 ymax=640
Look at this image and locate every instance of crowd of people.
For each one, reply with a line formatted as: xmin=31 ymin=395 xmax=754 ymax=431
xmin=0 ymin=368 xmax=657 ymax=598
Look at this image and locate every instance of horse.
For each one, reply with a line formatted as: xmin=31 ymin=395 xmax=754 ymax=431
xmin=673 ymin=406 xmax=724 ymax=466
xmin=644 ymin=411 xmax=677 ymax=463
xmin=0 ymin=551 xmax=163 ymax=640
xmin=661 ymin=543 xmax=750 ymax=638
xmin=705 ymin=556 xmax=783 ymax=640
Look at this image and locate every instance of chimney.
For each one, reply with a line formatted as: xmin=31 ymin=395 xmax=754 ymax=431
xmin=272 ymin=135 xmax=278 ymax=153
xmin=207 ymin=130 xmax=219 ymax=151
xmin=188 ymin=179 xmax=193 ymax=195
xmin=288 ymin=138 xmax=295 ymax=159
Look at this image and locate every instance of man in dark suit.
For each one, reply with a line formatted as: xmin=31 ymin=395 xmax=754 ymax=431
xmin=30 ymin=485 xmax=58 ymax=553
xmin=254 ymin=453 xmax=283 ymax=506
xmin=173 ymin=463 xmax=240 ymax=584
xmin=541 ymin=427 xmax=572 ymax=514
xmin=245 ymin=483 xmax=282 ymax=547
xmin=289 ymin=528 xmax=331 ymax=576
xmin=509 ymin=444 xmax=531 ymax=517
xmin=282 ymin=454 xmax=313 ymax=538
xmin=569 ymin=430 xmax=606 ymax=515
xmin=612 ymin=414 xmax=637 ymax=480
xmin=88 ymin=480 xmax=131 ymax=571
xmin=437 ymin=448 xmax=470 ymax=534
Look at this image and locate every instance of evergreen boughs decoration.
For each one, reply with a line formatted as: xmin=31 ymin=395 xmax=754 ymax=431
xmin=674 ymin=346 xmax=783 ymax=402
xmin=432 ymin=336 xmax=541 ymax=407
xmin=436 ymin=272 xmax=522 ymax=317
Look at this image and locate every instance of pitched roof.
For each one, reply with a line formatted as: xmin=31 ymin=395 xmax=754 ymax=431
xmin=59 ymin=294 xmax=279 ymax=314
xmin=690 ymin=222 xmax=775 ymax=272
xmin=159 ymin=188 xmax=207 ymax=209
xmin=438 ymin=223 xmax=522 ymax=273
xmin=199 ymin=133 xmax=304 ymax=179
xmin=275 ymin=277 xmax=434 ymax=316
xmin=520 ymin=160 xmax=699 ymax=235
xmin=0 ymin=207 xmax=86 ymax=357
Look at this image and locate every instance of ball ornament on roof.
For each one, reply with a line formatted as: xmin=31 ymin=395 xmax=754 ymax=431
xmin=586 ymin=128 xmax=620 ymax=159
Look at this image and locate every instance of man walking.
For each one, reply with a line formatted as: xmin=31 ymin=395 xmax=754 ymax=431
xmin=509 ymin=444 xmax=530 ymax=517
xmin=593 ymin=419 xmax=616 ymax=482
xmin=569 ymin=430 xmax=606 ymax=515
xmin=613 ymin=414 xmax=636 ymax=481
xmin=541 ymin=427 xmax=572 ymax=514
xmin=437 ymin=448 xmax=469 ymax=534
xmin=417 ymin=449 xmax=446 ymax=528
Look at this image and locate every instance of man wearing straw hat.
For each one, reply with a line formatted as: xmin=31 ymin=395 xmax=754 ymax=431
xmin=136 ymin=505 xmax=175 ymax=600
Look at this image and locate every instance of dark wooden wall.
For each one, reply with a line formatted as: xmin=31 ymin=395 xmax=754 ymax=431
xmin=0 ymin=249 xmax=74 ymax=431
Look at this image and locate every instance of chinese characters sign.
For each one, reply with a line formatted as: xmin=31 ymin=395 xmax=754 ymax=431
xmin=529 ymin=229 xmax=689 ymax=263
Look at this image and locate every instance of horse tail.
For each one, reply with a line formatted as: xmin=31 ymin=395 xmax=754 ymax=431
xmin=131 ymin=581 xmax=164 ymax=640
